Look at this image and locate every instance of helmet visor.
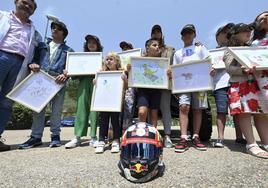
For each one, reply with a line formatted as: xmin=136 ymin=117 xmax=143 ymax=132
xmin=121 ymin=143 xmax=162 ymax=161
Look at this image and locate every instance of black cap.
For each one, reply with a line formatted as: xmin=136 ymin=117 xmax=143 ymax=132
xmin=85 ymin=34 xmax=103 ymax=51
xmin=51 ymin=21 xmax=68 ymax=38
xmin=151 ymin=24 xmax=162 ymax=35
xmin=216 ymin=23 xmax=235 ymax=37
xmin=226 ymin=23 xmax=252 ymax=39
xmin=181 ymin=24 xmax=196 ymax=35
xmin=119 ymin=41 xmax=133 ymax=50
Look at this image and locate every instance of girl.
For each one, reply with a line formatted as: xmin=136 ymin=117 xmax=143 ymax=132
xmin=95 ymin=52 xmax=127 ymax=154
xmin=65 ymin=35 xmax=103 ymax=149
xmin=224 ymin=23 xmax=268 ymax=159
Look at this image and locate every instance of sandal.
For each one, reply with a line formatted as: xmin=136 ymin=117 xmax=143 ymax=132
xmin=246 ymin=144 xmax=268 ymax=159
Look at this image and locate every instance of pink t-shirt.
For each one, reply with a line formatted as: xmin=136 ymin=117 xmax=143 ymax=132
xmin=0 ymin=12 xmax=32 ymax=57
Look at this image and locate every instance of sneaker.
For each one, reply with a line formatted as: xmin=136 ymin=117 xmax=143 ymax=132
xmin=0 ymin=138 xmax=11 ymax=152
xmin=175 ymin=138 xmax=188 ymax=153
xmin=214 ymin=139 xmax=224 ymax=148
xmin=65 ymin=137 xmax=81 ymax=149
xmin=49 ymin=135 xmax=61 ymax=148
xmin=192 ymin=137 xmax=207 ymax=151
xmin=95 ymin=141 xmax=105 ymax=154
xmin=235 ymin=138 xmax=247 ymax=145
xmin=111 ymin=141 xmax=120 ymax=153
xmin=164 ymin=135 xmax=173 ymax=148
xmin=89 ymin=137 xmax=98 ymax=148
xmin=18 ymin=136 xmax=42 ymax=149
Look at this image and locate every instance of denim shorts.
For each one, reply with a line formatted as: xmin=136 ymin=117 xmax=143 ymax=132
xmin=178 ymin=92 xmax=208 ymax=109
xmin=213 ymin=87 xmax=229 ymax=113
xmin=137 ymin=88 xmax=161 ymax=110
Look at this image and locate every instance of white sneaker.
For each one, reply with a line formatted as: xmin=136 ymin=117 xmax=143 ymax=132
xmin=111 ymin=141 xmax=120 ymax=153
xmin=95 ymin=141 xmax=105 ymax=154
xmin=65 ymin=137 xmax=81 ymax=149
xmin=164 ymin=135 xmax=173 ymax=148
xmin=89 ymin=137 xmax=98 ymax=148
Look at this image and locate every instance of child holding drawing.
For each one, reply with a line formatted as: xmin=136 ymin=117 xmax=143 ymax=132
xmin=95 ymin=52 xmax=127 ymax=154
xmin=65 ymin=34 xmax=103 ymax=149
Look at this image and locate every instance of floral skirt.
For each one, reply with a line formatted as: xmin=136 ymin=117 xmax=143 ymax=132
xmin=228 ymin=73 xmax=268 ymax=115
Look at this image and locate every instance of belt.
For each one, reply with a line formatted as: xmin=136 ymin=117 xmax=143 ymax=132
xmin=0 ymin=50 xmax=25 ymax=61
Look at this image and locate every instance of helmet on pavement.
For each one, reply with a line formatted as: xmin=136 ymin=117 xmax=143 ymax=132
xmin=118 ymin=122 xmax=164 ymax=183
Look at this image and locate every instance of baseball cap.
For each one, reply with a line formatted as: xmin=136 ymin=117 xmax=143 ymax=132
xmin=181 ymin=24 xmax=196 ymax=35
xmin=51 ymin=21 xmax=68 ymax=38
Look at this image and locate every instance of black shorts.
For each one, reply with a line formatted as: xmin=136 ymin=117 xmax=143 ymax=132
xmin=137 ymin=88 xmax=161 ymax=110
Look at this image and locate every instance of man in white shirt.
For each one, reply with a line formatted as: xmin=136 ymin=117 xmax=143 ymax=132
xmin=173 ymin=24 xmax=209 ymax=153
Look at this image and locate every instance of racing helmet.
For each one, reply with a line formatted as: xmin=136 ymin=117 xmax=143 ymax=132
xmin=118 ymin=122 xmax=164 ymax=183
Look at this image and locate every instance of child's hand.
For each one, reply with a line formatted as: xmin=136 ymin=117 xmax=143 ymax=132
xmin=210 ymin=68 xmax=216 ymax=77
xmin=242 ymin=66 xmax=256 ymax=75
xmin=55 ymin=74 xmax=67 ymax=84
xmin=29 ymin=63 xmax=40 ymax=72
xmin=126 ymin=64 xmax=131 ymax=72
xmin=167 ymin=69 xmax=172 ymax=79
xmin=93 ymin=79 xmax=97 ymax=85
xmin=121 ymin=74 xmax=128 ymax=82
xmin=63 ymin=69 xmax=68 ymax=77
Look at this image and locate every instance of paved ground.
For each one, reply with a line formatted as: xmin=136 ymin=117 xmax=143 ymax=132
xmin=0 ymin=126 xmax=268 ymax=188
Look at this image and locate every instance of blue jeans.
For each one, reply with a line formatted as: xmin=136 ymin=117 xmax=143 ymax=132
xmin=31 ymin=86 xmax=66 ymax=139
xmin=0 ymin=51 xmax=24 ymax=135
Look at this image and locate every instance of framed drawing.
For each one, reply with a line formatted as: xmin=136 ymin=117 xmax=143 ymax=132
xmin=227 ymin=46 xmax=268 ymax=70
xmin=171 ymin=59 xmax=213 ymax=93
xmin=209 ymin=47 xmax=226 ymax=69
xmin=117 ymin=48 xmax=142 ymax=70
xmin=128 ymin=57 xmax=170 ymax=89
xmin=6 ymin=70 xmax=63 ymax=113
xmin=66 ymin=52 xmax=103 ymax=76
xmin=91 ymin=71 xmax=124 ymax=112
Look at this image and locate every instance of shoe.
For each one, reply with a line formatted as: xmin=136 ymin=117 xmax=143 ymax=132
xmin=49 ymin=135 xmax=61 ymax=148
xmin=111 ymin=141 xmax=120 ymax=153
xmin=235 ymin=138 xmax=247 ymax=145
xmin=65 ymin=137 xmax=81 ymax=149
xmin=89 ymin=137 xmax=98 ymax=148
xmin=95 ymin=141 xmax=105 ymax=154
xmin=260 ymin=144 xmax=268 ymax=152
xmin=246 ymin=144 xmax=268 ymax=159
xmin=175 ymin=138 xmax=188 ymax=153
xmin=0 ymin=138 xmax=11 ymax=152
xmin=18 ymin=136 xmax=42 ymax=149
xmin=192 ymin=136 xmax=207 ymax=151
xmin=164 ymin=135 xmax=173 ymax=148
xmin=214 ymin=139 xmax=224 ymax=148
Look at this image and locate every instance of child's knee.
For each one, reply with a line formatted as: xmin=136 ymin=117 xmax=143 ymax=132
xmin=180 ymin=105 xmax=190 ymax=114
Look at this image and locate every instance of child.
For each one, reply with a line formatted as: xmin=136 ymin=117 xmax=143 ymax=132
xmin=65 ymin=35 xmax=103 ymax=149
xmin=95 ymin=52 xmax=127 ymax=154
xmin=173 ymin=24 xmax=210 ymax=153
xmin=129 ymin=38 xmax=162 ymax=128
xmin=224 ymin=23 xmax=268 ymax=158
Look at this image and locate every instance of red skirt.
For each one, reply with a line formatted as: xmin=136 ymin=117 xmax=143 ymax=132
xmin=228 ymin=73 xmax=268 ymax=115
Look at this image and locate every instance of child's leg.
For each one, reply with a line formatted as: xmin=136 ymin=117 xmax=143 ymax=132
xmin=98 ymin=112 xmax=110 ymax=141
xmin=233 ymin=115 xmax=244 ymax=140
xmin=150 ymin=109 xmax=158 ymax=128
xmin=192 ymin=109 xmax=202 ymax=136
xmin=179 ymin=104 xmax=190 ymax=136
xmin=216 ymin=113 xmax=226 ymax=139
xmin=111 ymin=112 xmax=121 ymax=141
xmin=238 ymin=113 xmax=255 ymax=144
xmin=254 ymin=114 xmax=268 ymax=145
xmin=138 ymin=106 xmax=148 ymax=122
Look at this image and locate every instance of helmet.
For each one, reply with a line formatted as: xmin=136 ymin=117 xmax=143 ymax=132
xmin=118 ymin=122 xmax=164 ymax=183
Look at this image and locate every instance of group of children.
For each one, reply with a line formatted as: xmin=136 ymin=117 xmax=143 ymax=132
xmin=15 ymin=10 xmax=268 ymax=159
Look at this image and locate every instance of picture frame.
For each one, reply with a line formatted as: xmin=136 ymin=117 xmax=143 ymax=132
xmin=117 ymin=48 xmax=142 ymax=70
xmin=209 ymin=47 xmax=226 ymax=69
xmin=90 ymin=71 xmax=124 ymax=112
xmin=227 ymin=46 xmax=268 ymax=70
xmin=6 ymin=70 xmax=63 ymax=113
xmin=128 ymin=56 xmax=170 ymax=89
xmin=65 ymin=52 xmax=103 ymax=76
xmin=171 ymin=59 xmax=213 ymax=94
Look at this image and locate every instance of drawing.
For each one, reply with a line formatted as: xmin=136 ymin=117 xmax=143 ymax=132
xmin=117 ymin=49 xmax=142 ymax=70
xmin=129 ymin=57 xmax=169 ymax=89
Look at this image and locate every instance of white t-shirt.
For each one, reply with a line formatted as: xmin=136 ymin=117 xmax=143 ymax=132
xmin=173 ymin=44 xmax=210 ymax=64
xmin=49 ymin=41 xmax=61 ymax=62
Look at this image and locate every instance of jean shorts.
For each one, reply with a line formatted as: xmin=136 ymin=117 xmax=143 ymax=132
xmin=178 ymin=92 xmax=208 ymax=109
xmin=213 ymin=87 xmax=229 ymax=113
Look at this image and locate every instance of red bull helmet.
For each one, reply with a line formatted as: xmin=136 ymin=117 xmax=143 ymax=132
xmin=118 ymin=122 xmax=164 ymax=183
